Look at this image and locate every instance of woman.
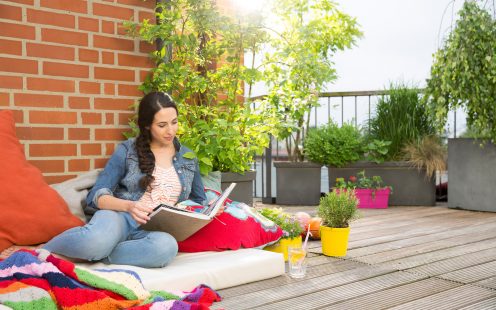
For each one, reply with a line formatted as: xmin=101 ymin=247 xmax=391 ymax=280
xmin=44 ymin=92 xmax=210 ymax=268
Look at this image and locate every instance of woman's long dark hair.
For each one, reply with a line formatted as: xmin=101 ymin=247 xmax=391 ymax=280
xmin=136 ymin=92 xmax=178 ymax=190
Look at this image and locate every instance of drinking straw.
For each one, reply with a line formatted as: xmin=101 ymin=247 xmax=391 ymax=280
xmin=302 ymin=223 xmax=311 ymax=250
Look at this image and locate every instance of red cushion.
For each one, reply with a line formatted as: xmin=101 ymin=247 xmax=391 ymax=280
xmin=0 ymin=110 xmax=84 ymax=252
xmin=178 ymin=190 xmax=283 ymax=252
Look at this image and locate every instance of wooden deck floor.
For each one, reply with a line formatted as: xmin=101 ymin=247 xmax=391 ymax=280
xmin=216 ymin=204 xmax=496 ymax=309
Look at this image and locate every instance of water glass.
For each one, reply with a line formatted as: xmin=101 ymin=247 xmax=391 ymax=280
xmin=287 ymin=246 xmax=307 ymax=278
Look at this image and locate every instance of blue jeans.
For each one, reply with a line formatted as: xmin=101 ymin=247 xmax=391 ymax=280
xmin=43 ymin=210 xmax=178 ymax=268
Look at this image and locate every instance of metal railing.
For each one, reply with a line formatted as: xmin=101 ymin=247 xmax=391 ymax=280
xmin=251 ymin=90 xmax=462 ymax=201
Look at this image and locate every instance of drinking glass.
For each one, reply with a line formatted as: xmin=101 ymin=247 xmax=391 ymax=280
xmin=287 ymin=246 xmax=307 ymax=278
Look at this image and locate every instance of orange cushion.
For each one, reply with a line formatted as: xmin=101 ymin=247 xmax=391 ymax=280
xmin=0 ymin=110 xmax=84 ymax=252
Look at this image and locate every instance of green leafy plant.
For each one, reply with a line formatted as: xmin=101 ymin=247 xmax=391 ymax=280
xmin=124 ymin=0 xmax=276 ymax=175
xmin=367 ymin=82 xmax=437 ymax=161
xmin=260 ymin=0 xmax=362 ymax=162
xmin=304 ymin=122 xmax=363 ymax=167
xmin=318 ymin=191 xmax=359 ymax=228
xmin=402 ymin=135 xmax=447 ymax=178
xmin=424 ymin=1 xmax=496 ymax=144
xmin=258 ymin=207 xmax=303 ymax=239
xmin=363 ymin=139 xmax=391 ymax=164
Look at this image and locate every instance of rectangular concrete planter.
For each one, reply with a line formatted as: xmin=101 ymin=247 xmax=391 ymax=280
xmin=448 ymin=138 xmax=496 ymax=212
xmin=328 ymin=161 xmax=435 ymax=206
xmin=274 ymin=161 xmax=322 ymax=205
xmin=221 ymin=171 xmax=256 ymax=207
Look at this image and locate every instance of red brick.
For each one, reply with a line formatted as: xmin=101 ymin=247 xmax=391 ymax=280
xmin=139 ymin=70 xmax=151 ymax=82
xmin=44 ymin=174 xmax=77 ymax=184
xmin=0 ymin=93 xmax=9 ymax=106
xmin=0 ymin=22 xmax=35 ymax=40
xmin=79 ymin=48 xmax=99 ymax=63
xmin=27 ymin=77 xmax=75 ymax=93
xmin=42 ymin=28 xmax=88 ymax=47
xmin=15 ymin=127 xmax=65 ymax=140
xmin=118 ymin=112 xmax=135 ymax=125
xmin=93 ymin=3 xmax=134 ymax=20
xmin=118 ymin=53 xmax=153 ymax=67
xmin=69 ymin=97 xmax=90 ymax=109
xmin=27 ymin=9 xmax=76 ymax=28
xmin=139 ymin=41 xmax=155 ymax=54
xmin=102 ymin=20 xmax=114 ymax=34
xmin=26 ymin=43 xmax=75 ymax=61
xmin=106 ymin=142 xmax=116 ymax=155
xmin=104 ymin=83 xmax=115 ymax=95
xmin=29 ymin=111 xmax=77 ymax=124
xmin=105 ymin=112 xmax=115 ymax=124
xmin=94 ymin=67 xmax=134 ymax=82
xmin=94 ymin=158 xmax=109 ymax=169
xmin=94 ymin=97 xmax=134 ymax=110
xmin=2 ymin=0 xmax=33 ymax=5
xmin=117 ymin=0 xmax=154 ymax=9
xmin=78 ymin=16 xmax=99 ymax=32
xmin=118 ymin=84 xmax=142 ymax=97
xmin=116 ymin=22 xmax=128 ymax=36
xmin=40 ymin=0 xmax=87 ymax=14
xmin=102 ymin=51 xmax=114 ymax=64
xmin=11 ymin=110 xmax=23 ymax=123
xmin=138 ymin=10 xmax=154 ymax=22
xmin=0 ymin=38 xmax=22 ymax=55
xmin=30 ymin=160 xmax=65 ymax=173
xmin=0 ymin=76 xmax=22 ymax=89
xmin=69 ymin=128 xmax=90 ymax=140
xmin=69 ymin=159 xmax=91 ymax=172
xmin=14 ymin=93 xmax=64 ymax=108
xmin=82 ymin=112 xmax=102 ymax=125
xmin=94 ymin=35 xmax=134 ymax=51
xmin=81 ymin=143 xmax=101 ymax=156
xmin=43 ymin=62 xmax=89 ymax=78
xmin=0 ymin=57 xmax=37 ymax=74
xmin=79 ymin=81 xmax=101 ymax=94
xmin=0 ymin=4 xmax=22 ymax=21
xmin=30 ymin=143 xmax=77 ymax=157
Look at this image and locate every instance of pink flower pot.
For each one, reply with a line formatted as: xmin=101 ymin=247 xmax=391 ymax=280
xmin=354 ymin=188 xmax=390 ymax=209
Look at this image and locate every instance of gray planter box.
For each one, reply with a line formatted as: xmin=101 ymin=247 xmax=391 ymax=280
xmin=328 ymin=161 xmax=436 ymax=206
xmin=448 ymin=138 xmax=496 ymax=212
xmin=274 ymin=161 xmax=322 ymax=205
xmin=221 ymin=171 xmax=256 ymax=206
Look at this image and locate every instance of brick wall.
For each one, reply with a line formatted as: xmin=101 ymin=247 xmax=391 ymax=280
xmin=0 ymin=0 xmax=156 ymax=183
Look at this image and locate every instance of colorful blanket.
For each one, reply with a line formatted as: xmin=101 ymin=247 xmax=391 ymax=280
xmin=0 ymin=249 xmax=221 ymax=309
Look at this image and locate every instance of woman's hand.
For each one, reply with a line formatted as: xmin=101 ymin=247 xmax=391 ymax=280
xmin=127 ymin=201 xmax=153 ymax=224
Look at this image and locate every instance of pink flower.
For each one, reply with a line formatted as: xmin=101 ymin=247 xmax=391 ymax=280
xmin=349 ymin=176 xmax=357 ymax=183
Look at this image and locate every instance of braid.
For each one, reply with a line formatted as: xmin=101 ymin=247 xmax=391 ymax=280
xmin=136 ymin=131 xmax=155 ymax=191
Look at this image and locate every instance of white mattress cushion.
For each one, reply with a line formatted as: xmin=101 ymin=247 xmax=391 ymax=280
xmin=78 ymin=248 xmax=285 ymax=292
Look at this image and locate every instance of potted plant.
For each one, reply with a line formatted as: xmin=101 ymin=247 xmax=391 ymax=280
xmin=125 ymin=0 xmax=276 ymax=205
xmin=317 ymin=191 xmax=359 ymax=257
xmin=334 ymin=170 xmax=391 ymax=209
xmin=259 ymin=208 xmax=303 ymax=261
xmin=328 ymin=83 xmax=446 ymax=206
xmin=257 ymin=0 xmax=362 ymax=205
xmin=424 ymin=1 xmax=496 ymax=212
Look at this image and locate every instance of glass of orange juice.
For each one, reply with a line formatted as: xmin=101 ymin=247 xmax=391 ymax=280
xmin=287 ymin=246 xmax=307 ymax=278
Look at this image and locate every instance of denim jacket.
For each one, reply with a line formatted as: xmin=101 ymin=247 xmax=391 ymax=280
xmin=84 ymin=138 xmax=206 ymax=216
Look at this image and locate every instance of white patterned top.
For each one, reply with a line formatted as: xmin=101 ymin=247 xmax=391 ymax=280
xmin=139 ymin=165 xmax=182 ymax=207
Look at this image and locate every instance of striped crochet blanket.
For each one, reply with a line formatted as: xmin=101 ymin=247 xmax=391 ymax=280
xmin=0 ymin=249 xmax=221 ymax=309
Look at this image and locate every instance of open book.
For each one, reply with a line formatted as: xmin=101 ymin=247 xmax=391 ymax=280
xmin=141 ymin=183 xmax=236 ymax=241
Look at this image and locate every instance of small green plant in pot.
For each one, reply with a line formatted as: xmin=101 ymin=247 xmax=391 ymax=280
xmin=259 ymin=207 xmax=303 ymax=261
xmin=318 ymin=191 xmax=359 ymax=256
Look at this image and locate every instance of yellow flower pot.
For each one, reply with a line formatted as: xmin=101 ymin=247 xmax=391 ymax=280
xmin=320 ymin=226 xmax=350 ymax=257
xmin=264 ymin=236 xmax=302 ymax=261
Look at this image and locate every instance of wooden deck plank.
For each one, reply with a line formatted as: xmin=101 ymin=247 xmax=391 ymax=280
xmin=458 ymin=296 xmax=496 ymax=310
xmin=474 ymin=276 xmax=496 ymax=290
xmin=329 ymin=277 xmax=460 ymax=310
xmin=251 ymin=271 xmax=425 ymax=310
xmin=216 ymin=265 xmax=398 ymax=309
xmin=437 ymin=260 xmax=496 ymax=284
xmin=387 ymin=285 xmax=496 ymax=310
